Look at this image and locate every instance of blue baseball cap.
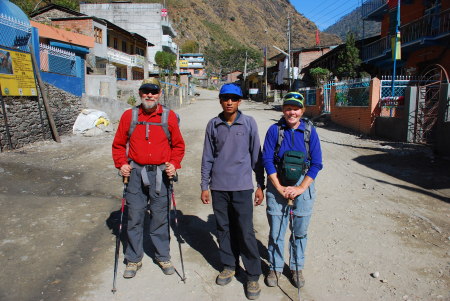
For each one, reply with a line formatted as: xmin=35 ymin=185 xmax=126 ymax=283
xmin=219 ymin=83 xmax=243 ymax=97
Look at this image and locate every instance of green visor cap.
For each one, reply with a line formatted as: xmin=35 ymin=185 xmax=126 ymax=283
xmin=283 ymin=92 xmax=304 ymax=107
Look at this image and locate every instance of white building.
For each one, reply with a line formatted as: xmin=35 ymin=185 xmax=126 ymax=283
xmin=80 ymin=2 xmax=177 ymax=73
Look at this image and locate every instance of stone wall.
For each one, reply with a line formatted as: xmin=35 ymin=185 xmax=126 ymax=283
xmin=0 ymin=83 xmax=82 ymax=151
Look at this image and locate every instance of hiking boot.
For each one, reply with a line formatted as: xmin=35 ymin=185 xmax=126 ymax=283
xmin=265 ymin=270 xmax=281 ymax=287
xmin=246 ymin=280 xmax=261 ymax=300
xmin=291 ymin=270 xmax=305 ymax=288
xmin=156 ymin=260 xmax=175 ymax=275
xmin=123 ymin=261 xmax=142 ymax=278
xmin=215 ymin=268 xmax=235 ymax=286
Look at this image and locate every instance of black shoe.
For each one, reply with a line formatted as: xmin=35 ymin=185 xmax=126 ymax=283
xmin=246 ymin=280 xmax=261 ymax=300
xmin=291 ymin=270 xmax=305 ymax=288
xmin=265 ymin=270 xmax=281 ymax=287
xmin=123 ymin=261 xmax=142 ymax=278
xmin=216 ymin=268 xmax=235 ymax=286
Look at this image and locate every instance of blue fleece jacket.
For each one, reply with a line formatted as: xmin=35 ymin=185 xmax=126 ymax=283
xmin=262 ymin=119 xmax=323 ymax=180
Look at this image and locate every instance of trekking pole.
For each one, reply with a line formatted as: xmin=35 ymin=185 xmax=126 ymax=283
xmin=169 ymin=179 xmax=187 ymax=283
xmin=288 ymin=198 xmax=301 ymax=301
xmin=112 ymin=176 xmax=128 ymax=294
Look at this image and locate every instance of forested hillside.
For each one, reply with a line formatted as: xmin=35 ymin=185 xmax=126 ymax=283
xmin=324 ymin=6 xmax=380 ymax=40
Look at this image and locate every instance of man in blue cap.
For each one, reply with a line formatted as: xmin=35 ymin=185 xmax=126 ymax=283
xmin=201 ymin=83 xmax=265 ymax=300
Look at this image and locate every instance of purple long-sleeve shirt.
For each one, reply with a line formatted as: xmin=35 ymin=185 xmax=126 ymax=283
xmin=201 ymin=111 xmax=265 ymax=191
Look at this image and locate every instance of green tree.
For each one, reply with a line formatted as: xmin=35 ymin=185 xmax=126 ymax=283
xmin=204 ymin=47 xmax=262 ymax=77
xmin=309 ymin=67 xmax=331 ymax=86
xmin=155 ymin=51 xmax=176 ymax=72
xmin=181 ymin=40 xmax=200 ymax=53
xmin=335 ymin=32 xmax=361 ymax=79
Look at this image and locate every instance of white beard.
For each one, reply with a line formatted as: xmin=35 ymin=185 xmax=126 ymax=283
xmin=141 ymin=97 xmax=157 ymax=110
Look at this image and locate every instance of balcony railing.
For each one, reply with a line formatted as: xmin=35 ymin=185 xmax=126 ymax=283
xmin=401 ymin=8 xmax=450 ymax=45
xmin=362 ymin=9 xmax=450 ymax=62
xmin=162 ymin=35 xmax=177 ymax=54
xmin=131 ymin=54 xmax=145 ymax=68
xmin=361 ymin=0 xmax=388 ymax=20
xmin=107 ymin=47 xmax=145 ymax=68
xmin=161 ymin=19 xmax=177 ymax=37
xmin=362 ymin=35 xmax=390 ymax=61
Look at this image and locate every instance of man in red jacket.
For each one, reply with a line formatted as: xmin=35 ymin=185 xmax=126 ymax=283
xmin=112 ymin=78 xmax=185 ymax=279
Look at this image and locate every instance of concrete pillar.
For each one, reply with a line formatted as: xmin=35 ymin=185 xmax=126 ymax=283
xmin=405 ymin=86 xmax=418 ymax=143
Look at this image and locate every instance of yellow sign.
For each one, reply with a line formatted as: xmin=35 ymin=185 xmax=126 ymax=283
xmin=0 ymin=47 xmax=37 ymax=96
xmin=391 ymin=33 xmax=401 ymax=61
xmin=179 ymin=60 xmax=189 ymax=68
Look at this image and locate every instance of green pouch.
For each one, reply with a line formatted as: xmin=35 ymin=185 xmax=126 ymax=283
xmin=279 ymin=150 xmax=306 ymax=186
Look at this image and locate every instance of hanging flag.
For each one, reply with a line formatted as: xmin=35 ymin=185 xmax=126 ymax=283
xmin=391 ymin=32 xmax=401 ymax=60
xmin=315 ymin=29 xmax=320 ymax=46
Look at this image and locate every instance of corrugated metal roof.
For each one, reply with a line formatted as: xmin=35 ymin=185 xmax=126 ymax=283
xmin=30 ymin=20 xmax=94 ymax=48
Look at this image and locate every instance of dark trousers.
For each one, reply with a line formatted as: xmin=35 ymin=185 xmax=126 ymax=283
xmin=125 ymin=167 xmax=170 ymax=263
xmin=211 ymin=190 xmax=262 ymax=281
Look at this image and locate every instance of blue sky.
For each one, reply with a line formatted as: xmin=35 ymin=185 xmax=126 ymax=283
xmin=291 ymin=0 xmax=362 ymax=30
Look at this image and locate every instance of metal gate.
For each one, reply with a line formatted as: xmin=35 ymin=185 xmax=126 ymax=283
xmin=323 ymin=81 xmax=333 ymax=113
xmin=413 ymin=64 xmax=449 ymax=144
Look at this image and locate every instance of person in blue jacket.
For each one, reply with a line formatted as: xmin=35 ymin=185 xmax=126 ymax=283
xmin=262 ymin=92 xmax=323 ymax=288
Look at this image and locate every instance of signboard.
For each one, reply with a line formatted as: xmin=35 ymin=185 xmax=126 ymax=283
xmin=179 ymin=60 xmax=189 ymax=68
xmin=161 ymin=8 xmax=168 ymax=17
xmin=0 ymin=47 xmax=37 ymax=96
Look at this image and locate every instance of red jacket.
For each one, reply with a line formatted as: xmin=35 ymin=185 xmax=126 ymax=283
xmin=112 ymin=104 xmax=185 ymax=169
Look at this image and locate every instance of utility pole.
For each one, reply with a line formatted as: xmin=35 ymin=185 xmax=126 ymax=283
xmin=264 ymin=28 xmax=268 ymax=103
xmin=390 ymin=0 xmax=401 ymax=117
xmin=287 ymin=15 xmax=292 ymax=89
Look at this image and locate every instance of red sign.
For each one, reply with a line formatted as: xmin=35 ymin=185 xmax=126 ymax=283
xmin=161 ymin=8 xmax=168 ymax=17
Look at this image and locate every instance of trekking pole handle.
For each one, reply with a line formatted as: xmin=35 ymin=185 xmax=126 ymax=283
xmin=287 ymin=198 xmax=294 ymax=206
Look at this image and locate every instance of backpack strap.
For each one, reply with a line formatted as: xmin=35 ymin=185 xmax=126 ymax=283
xmin=274 ymin=118 xmax=285 ymax=163
xmin=274 ymin=117 xmax=313 ymax=162
xmin=128 ymin=105 xmax=140 ymax=138
xmin=127 ymin=105 xmax=176 ymax=145
xmin=161 ymin=106 xmax=171 ymax=146
xmin=302 ymin=117 xmax=313 ymax=161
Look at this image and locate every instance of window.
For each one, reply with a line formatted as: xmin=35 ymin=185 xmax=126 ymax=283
xmin=113 ymin=38 xmax=118 ymax=50
xmin=94 ymin=27 xmax=102 ymax=43
xmin=194 ymin=69 xmax=199 ymax=74
xmin=122 ymin=41 xmax=127 ymax=53
xmin=135 ymin=47 xmax=144 ymax=56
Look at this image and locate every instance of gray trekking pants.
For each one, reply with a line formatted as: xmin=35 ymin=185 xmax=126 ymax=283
xmin=124 ymin=166 xmax=171 ymax=263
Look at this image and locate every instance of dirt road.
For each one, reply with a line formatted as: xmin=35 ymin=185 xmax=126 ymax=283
xmin=0 ymin=88 xmax=449 ymax=301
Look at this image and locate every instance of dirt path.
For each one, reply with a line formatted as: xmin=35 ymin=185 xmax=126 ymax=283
xmin=0 ymin=88 xmax=449 ymax=301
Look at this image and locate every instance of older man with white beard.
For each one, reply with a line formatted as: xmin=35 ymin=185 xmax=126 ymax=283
xmin=112 ymin=78 xmax=185 ymax=279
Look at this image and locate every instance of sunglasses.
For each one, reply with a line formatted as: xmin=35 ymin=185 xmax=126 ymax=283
xmin=220 ymin=94 xmax=241 ymax=102
xmin=284 ymin=93 xmax=304 ymax=101
xmin=140 ymin=89 xmax=160 ymax=95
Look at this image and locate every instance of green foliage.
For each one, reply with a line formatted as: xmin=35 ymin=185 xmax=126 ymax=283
xmin=336 ymin=32 xmax=361 ymax=79
xmin=202 ymin=20 xmax=241 ymax=49
xmin=154 ymin=51 xmax=176 ymax=72
xmin=204 ymin=47 xmax=262 ymax=76
xmin=181 ymin=40 xmax=200 ymax=53
xmin=11 ymin=0 xmax=79 ymax=15
xmin=309 ymin=67 xmax=331 ymax=86
xmin=127 ymin=95 xmax=137 ymax=106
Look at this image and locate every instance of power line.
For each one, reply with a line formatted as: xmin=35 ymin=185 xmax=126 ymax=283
xmin=312 ymin=5 xmax=359 ymax=29
xmin=307 ymin=0 xmax=352 ymax=19
xmin=298 ymin=0 xmax=337 ymax=16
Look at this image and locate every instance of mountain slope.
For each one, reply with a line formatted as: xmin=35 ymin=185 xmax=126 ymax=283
xmin=167 ymin=0 xmax=341 ymax=57
xmin=324 ymin=6 xmax=380 ymax=40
